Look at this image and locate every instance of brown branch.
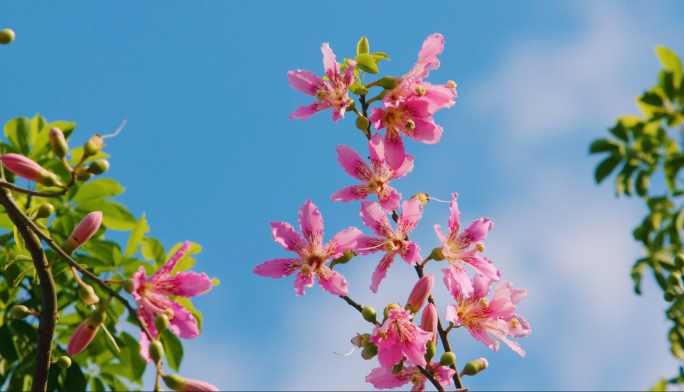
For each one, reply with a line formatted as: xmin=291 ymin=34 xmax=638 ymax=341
xmin=339 ymin=294 xmax=380 ymax=325
xmin=0 ymin=174 xmax=76 ymax=198
xmin=358 ymin=95 xmax=372 ymax=140
xmin=417 ymin=365 xmax=445 ymax=392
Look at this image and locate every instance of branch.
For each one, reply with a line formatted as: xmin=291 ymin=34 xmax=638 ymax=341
xmin=358 ymin=95 xmax=372 ymax=140
xmin=339 ymin=294 xmax=380 ymax=325
xmin=417 ymin=365 xmax=445 ymax=392
xmin=0 ymin=174 xmax=76 ymax=198
xmin=0 ymin=183 xmax=153 ymax=341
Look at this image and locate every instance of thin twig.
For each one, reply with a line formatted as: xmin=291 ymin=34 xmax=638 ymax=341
xmin=339 ymin=294 xmax=380 ymax=325
xmin=416 ymin=365 xmax=445 ymax=392
xmin=0 ymin=177 xmax=76 ymax=198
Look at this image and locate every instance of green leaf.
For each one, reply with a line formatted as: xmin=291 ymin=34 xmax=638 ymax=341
xmin=656 ymin=46 xmax=683 ymax=84
xmin=64 ymin=359 xmax=88 ymax=391
xmin=357 ymin=36 xmax=369 ymax=55
xmin=631 ymin=259 xmax=649 ymax=294
xmin=589 ymin=139 xmax=623 ymax=154
xmin=90 ymin=376 xmax=106 ymax=392
xmin=121 ymin=332 xmax=146 ymax=382
xmin=125 ymin=213 xmax=149 ymax=257
xmin=354 ymin=53 xmax=379 ymax=74
xmin=13 ymin=266 xmax=34 ymax=287
xmin=0 ymin=325 xmax=20 ymax=363
xmin=12 ymin=225 xmax=24 ymax=254
xmin=594 ymin=155 xmax=621 ymax=184
xmin=370 ymin=52 xmax=390 ymax=63
xmin=348 ymin=81 xmax=369 ymax=95
xmin=0 ymin=211 xmax=14 ymax=230
xmin=650 ymin=379 xmax=668 ymax=391
xmin=142 ymin=237 xmax=165 ymax=265
xmin=660 ymin=70 xmax=676 ymax=101
xmin=4 ymin=117 xmax=32 ymax=155
xmin=160 ymin=329 xmax=183 ymax=372
xmin=636 ymin=170 xmax=650 ymax=198
xmin=76 ymin=201 xmax=136 ymax=231
xmin=29 ymin=114 xmax=46 ymax=148
xmin=4 ymin=256 xmax=32 ymax=270
xmin=67 ymin=146 xmax=110 ymax=165
xmin=73 ymin=179 xmax=125 ymax=204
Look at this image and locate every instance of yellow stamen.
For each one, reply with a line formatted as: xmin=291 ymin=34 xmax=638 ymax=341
xmin=509 ymin=318 xmax=520 ymax=329
xmin=164 ymin=308 xmax=175 ymax=320
xmin=479 ymin=298 xmax=489 ymax=309
xmin=446 ymin=80 xmax=457 ymax=89
xmin=411 ymin=374 xmax=422 ymax=385
xmin=367 ymin=181 xmax=379 ymax=192
xmin=316 ymin=90 xmax=327 ymax=101
xmin=404 ymin=120 xmax=416 ymax=131
xmin=414 ymin=86 xmax=426 ymax=97
xmin=475 ymin=242 xmax=485 ymax=252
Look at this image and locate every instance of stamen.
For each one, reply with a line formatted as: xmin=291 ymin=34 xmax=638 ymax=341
xmin=509 ymin=318 xmax=519 ymax=329
xmin=101 ymin=119 xmax=127 ymax=139
xmin=446 ymin=80 xmax=457 ymax=89
xmin=475 ymin=242 xmax=485 ymax=252
xmin=411 ymin=374 xmax=422 ymax=385
xmin=333 ymin=347 xmax=355 ymax=356
xmin=414 ymin=86 xmax=426 ymax=97
xmin=354 ymin=242 xmax=387 ymax=252
xmin=479 ymin=298 xmax=489 ymax=309
xmin=300 ymin=264 xmax=312 ymax=276
xmin=316 ymin=90 xmax=328 ymax=101
xmin=404 ymin=120 xmax=416 ymax=131
xmin=426 ymin=196 xmax=452 ymax=203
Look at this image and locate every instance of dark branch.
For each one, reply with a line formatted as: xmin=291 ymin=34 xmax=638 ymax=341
xmin=417 ymin=365 xmax=445 ymax=392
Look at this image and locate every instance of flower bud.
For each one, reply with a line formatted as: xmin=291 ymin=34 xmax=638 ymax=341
xmin=330 ymin=250 xmax=355 ymax=269
xmin=377 ymin=76 xmax=400 ymax=89
xmin=462 ymin=358 xmax=488 ymax=376
xmin=357 ymin=36 xmax=369 ymax=55
xmin=77 ymin=171 xmax=94 ymax=182
xmin=78 ymin=284 xmax=100 ymax=306
xmin=56 ymin=356 xmax=72 ymax=369
xmin=391 ymin=361 xmax=404 ymax=374
xmin=35 ymin=203 xmax=54 ymax=219
xmin=0 ymin=29 xmax=15 ymax=45
xmin=439 ymin=352 xmax=456 ymax=367
xmin=361 ymin=343 xmax=378 ymax=360
xmin=345 ymin=99 xmax=356 ymax=112
xmin=61 ymin=211 xmax=103 ymax=255
xmin=676 ymin=253 xmax=684 ymax=268
xmin=67 ymin=309 xmax=106 ymax=356
xmin=11 ymin=305 xmax=30 ymax=319
xmin=430 ymin=247 xmax=445 ymax=261
xmin=352 ymin=333 xmax=371 ymax=348
xmin=424 ymin=340 xmax=436 ymax=363
xmin=87 ymin=159 xmax=109 ymax=175
xmin=355 ymin=116 xmax=370 ymax=132
xmin=49 ymin=128 xmax=69 ymax=159
xmin=411 ymin=191 xmax=429 ymax=205
xmin=406 ymin=274 xmax=434 ymax=314
xmin=1 ymin=153 xmax=63 ymax=187
xmin=122 ymin=279 xmax=134 ymax=294
xmin=83 ymin=134 xmax=105 ymax=157
xmin=149 ymin=340 xmax=164 ymax=364
xmin=670 ymin=273 xmax=682 ymax=286
xmin=665 ymin=291 xmax=677 ymax=302
xmin=362 ymin=306 xmax=377 ymax=324
xmin=383 ymin=303 xmax=401 ymax=318
xmin=87 ymin=308 xmax=107 ymax=327
xmin=163 ymin=374 xmax=219 ymax=392
xmin=164 ymin=308 xmax=175 ymax=320
xmin=421 ymin=303 xmax=438 ymax=344
xmin=155 ymin=313 xmax=170 ymax=333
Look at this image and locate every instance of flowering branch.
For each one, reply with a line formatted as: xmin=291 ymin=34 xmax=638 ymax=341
xmin=416 ymin=365 xmax=446 ymax=392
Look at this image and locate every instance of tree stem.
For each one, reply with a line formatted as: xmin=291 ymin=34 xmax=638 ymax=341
xmin=417 ymin=365 xmax=446 ymax=392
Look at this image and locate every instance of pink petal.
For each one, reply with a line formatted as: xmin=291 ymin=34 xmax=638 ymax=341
xmin=442 ymin=266 xmax=474 ymax=299
xmin=182 ymin=379 xmax=221 ymax=392
xmin=489 ymin=327 xmax=525 ymax=357
xmin=321 ymin=43 xmax=339 ymax=81
xmin=355 ymin=235 xmax=386 ymax=255
xmin=335 ymin=145 xmax=372 ymax=181
xmin=289 ymin=101 xmax=332 ymax=121
xmin=406 ymin=117 xmax=442 ymax=144
xmin=344 ymin=60 xmax=357 ymax=87
xmin=153 ymin=241 xmax=191 ymax=280
xmin=472 ymin=273 xmax=494 ymax=300
xmin=492 ymin=280 xmax=514 ymax=303
xmin=331 ymin=185 xmax=371 ymax=203
xmin=417 ymin=34 xmax=444 ymax=75
xmin=366 ymin=366 xmax=408 ymax=389
xmin=131 ymin=266 xmax=148 ymax=302
xmin=293 ymin=271 xmax=314 ymax=295
xmin=139 ymin=330 xmax=153 ymax=363
xmin=368 ymin=133 xmax=385 ymax=162
xmin=287 ymin=69 xmax=325 ymax=96
xmin=504 ymin=313 xmax=531 ymax=338
xmin=444 ymin=305 xmax=459 ymax=325
xmin=270 ymin=221 xmax=305 ymax=254
xmin=396 ymin=199 xmax=423 ymax=238
xmin=298 ymin=200 xmax=324 ymax=237
xmin=402 ymin=97 xmax=434 ymax=119
xmin=398 ymin=241 xmax=421 ymax=266
xmin=377 ymin=185 xmax=401 ymax=214
xmin=402 ymin=328 xmax=432 ymax=368
xmin=370 ymin=252 xmax=396 ymax=293
xmin=435 ymin=365 xmax=456 ymax=387
xmin=468 ymin=328 xmax=500 ymax=352
xmin=167 ymin=271 xmax=214 ymax=297
xmin=253 ymin=258 xmax=304 ymax=278
xmin=168 ymin=301 xmax=200 ymax=339
xmin=384 ymin=129 xmax=406 ymax=170
xmin=463 ymin=217 xmax=494 ymax=243
xmin=422 ymin=83 xmax=457 ymax=111
xmin=316 ymin=266 xmax=349 ymax=295
xmin=392 ymin=154 xmax=415 ymax=179
xmin=463 ymin=255 xmax=501 ymax=283
xmin=434 ymin=224 xmax=447 ymax=244
xmin=377 ymin=341 xmax=405 ymax=371
xmin=326 ymin=227 xmax=363 ymax=258
xmin=368 ymin=107 xmax=384 ymax=129
xmin=67 ymin=322 xmax=97 ymax=356
xmin=447 ymin=193 xmax=461 ymax=235
xmin=332 ymin=106 xmax=346 ymax=123
xmin=359 ymin=201 xmax=395 ymax=239
xmin=511 ymin=288 xmax=528 ymax=305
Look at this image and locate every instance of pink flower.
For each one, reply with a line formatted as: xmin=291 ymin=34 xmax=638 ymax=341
xmin=445 ymin=274 xmax=530 ymax=357
xmin=131 ymin=241 xmax=214 ymax=362
xmin=435 ymin=193 xmax=500 ymax=298
xmin=366 ymin=361 xmax=455 ymax=391
xmin=368 ymin=97 xmax=443 ymax=170
xmin=421 ymin=303 xmax=439 ymax=345
xmin=406 ymin=274 xmax=434 ymax=314
xmin=288 ymin=43 xmax=357 ymax=123
xmin=253 ymin=200 xmax=362 ymax=296
xmin=61 ymin=211 xmax=103 ymax=255
xmin=67 ymin=308 xmax=106 ymax=356
xmin=1 ymin=153 xmax=62 ymax=186
xmin=163 ymin=374 xmax=219 ymax=391
xmin=356 ymin=199 xmax=423 ymax=293
xmin=332 ymin=133 xmax=414 ymax=213
xmin=371 ymin=308 xmax=433 ymax=370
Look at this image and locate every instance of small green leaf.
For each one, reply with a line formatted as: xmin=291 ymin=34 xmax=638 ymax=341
xmin=13 ymin=265 xmax=34 ymax=287
xmin=656 ymin=46 xmax=683 ymax=84
xmin=650 ymin=379 xmax=668 ymax=391
xmin=595 ymin=155 xmax=621 ymax=184
xmin=660 ymin=70 xmax=676 ymax=101
xmin=73 ymin=179 xmax=125 ymax=204
xmin=589 ymin=139 xmax=622 ymax=154
xmin=357 ymin=36 xmax=369 ymax=55
xmin=636 ymin=170 xmax=650 ymax=198
xmin=4 ymin=117 xmax=32 ymax=155
xmin=12 ymin=225 xmax=24 ymax=254
xmin=76 ymin=201 xmax=136 ymax=231
xmin=4 ymin=256 xmax=32 ymax=270
xmin=370 ymin=52 xmax=390 ymax=63
xmin=631 ymin=259 xmax=649 ymax=294
xmin=160 ymin=329 xmax=183 ymax=372
xmin=348 ymin=81 xmax=369 ymax=95
xmin=354 ymin=53 xmax=379 ymax=74
xmin=124 ymin=214 xmax=149 ymax=257
xmin=142 ymin=237 xmax=165 ymax=265
xmin=54 ymin=263 xmax=89 ymax=277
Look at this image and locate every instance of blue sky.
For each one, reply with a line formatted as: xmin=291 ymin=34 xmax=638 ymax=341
xmin=2 ymin=1 xmax=684 ymax=390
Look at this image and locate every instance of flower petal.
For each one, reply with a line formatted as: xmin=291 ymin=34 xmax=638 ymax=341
xmin=504 ymin=313 xmax=531 ymax=338
xmin=434 ymin=224 xmax=447 ymax=244
xmin=344 ymin=60 xmax=357 ymax=87
xmin=253 ymin=258 xmax=304 ymax=278
xmin=377 ymin=185 xmax=401 ymax=214
xmin=287 ymin=69 xmax=325 ymax=96
xmin=406 ymin=117 xmax=442 ymax=144
xmin=397 ymin=199 xmax=423 ymax=238
xmin=384 ymin=128 xmax=406 ymax=170
xmin=131 ymin=266 xmax=148 ymax=302
xmin=332 ymin=185 xmax=371 ymax=203
xmin=168 ymin=301 xmax=200 ymax=339
xmin=324 ymin=227 xmax=363 ymax=259
xmin=463 ymin=255 xmax=500 ymax=283
xmin=316 ymin=266 xmax=349 ymax=295
xmin=270 ymin=221 xmax=305 ymax=254
xmin=139 ymin=330 xmax=153 ymax=363
xmin=472 ymin=273 xmax=494 ymax=300
xmin=398 ymin=241 xmax=421 ymax=266
xmin=447 ymin=193 xmax=461 ymax=235
xmin=321 ymin=43 xmax=339 ymax=83
xmin=370 ymin=252 xmax=396 ymax=293
xmin=366 ymin=366 xmax=409 ymax=390
xmin=511 ymin=288 xmax=527 ymax=305
xmin=355 ymin=236 xmax=386 ymax=255
xmin=444 ymin=305 xmax=459 ymax=325
xmin=488 ymin=324 xmax=525 ymax=357
xmin=335 ymin=145 xmax=372 ymax=181
xmin=442 ymin=265 xmax=474 ymax=299
xmin=299 ymin=200 xmax=324 ymax=237
xmin=360 ymin=201 xmax=395 ymax=239
xmin=293 ymin=271 xmax=315 ymax=295
xmin=463 ymin=217 xmax=494 ymax=243
xmin=416 ymin=34 xmax=444 ymax=77
xmin=368 ymin=133 xmax=385 ymax=162
xmin=165 ymin=271 xmax=214 ymax=298
xmin=468 ymin=328 xmax=500 ymax=352
xmin=368 ymin=107 xmax=385 ymax=129
xmin=152 ymin=241 xmax=191 ymax=280
xmin=289 ymin=101 xmax=332 ymax=121
xmin=392 ymin=154 xmax=415 ymax=179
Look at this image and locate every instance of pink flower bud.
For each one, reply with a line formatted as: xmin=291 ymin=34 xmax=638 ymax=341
xmin=163 ymin=374 xmax=219 ymax=391
xmin=406 ymin=273 xmax=434 ymax=313
xmin=62 ymin=212 xmax=102 ymax=254
xmin=66 ymin=321 xmax=97 ymax=356
xmin=421 ymin=303 xmax=439 ymax=344
xmin=1 ymin=153 xmax=62 ymax=187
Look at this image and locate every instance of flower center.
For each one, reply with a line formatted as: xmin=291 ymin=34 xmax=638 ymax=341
xmin=414 ymin=86 xmax=426 ymax=97
xmin=404 ymin=120 xmax=416 ymax=131
xmin=367 ymin=181 xmax=380 ymax=192
xmin=479 ymin=298 xmax=489 ymax=309
xmin=411 ymin=374 xmax=422 ymax=386
xmin=509 ymin=318 xmax=520 ymax=329
xmin=316 ymin=90 xmax=328 ymax=101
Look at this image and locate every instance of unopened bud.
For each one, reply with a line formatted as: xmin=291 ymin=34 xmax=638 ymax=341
xmin=352 ymin=333 xmax=371 ymax=348
xmin=406 ymin=274 xmax=434 ymax=314
xmin=77 ymin=171 xmax=94 ymax=182
xmin=355 ymin=116 xmax=370 ymax=132
xmin=49 ymin=128 xmax=69 ymax=159
xmin=677 ymin=253 xmax=684 ymax=268
xmin=155 ymin=313 xmax=170 ymax=333
xmin=345 ymin=99 xmax=356 ymax=112
xmin=11 ymin=305 xmax=30 ymax=319
xmin=665 ymin=291 xmax=677 ymax=302
xmin=361 ymin=343 xmax=378 ymax=360
xmin=383 ymin=303 xmax=401 ymax=318
xmin=164 ymin=308 xmax=175 ymax=320
xmin=446 ymin=80 xmax=457 ymax=89
xmin=79 ymin=284 xmax=100 ymax=306
xmin=0 ymin=29 xmax=15 ymax=45
xmin=123 ymin=279 xmax=134 ymax=294
xmin=391 ymin=361 xmax=404 ymax=374
xmin=149 ymin=340 xmax=164 ymax=364
xmin=163 ymin=374 xmax=187 ymax=391
xmin=430 ymin=247 xmax=445 ymax=261
xmin=377 ymin=76 xmax=400 ymax=89
xmin=87 ymin=159 xmax=109 ymax=175
xmin=86 ymin=308 xmax=107 ymax=328
xmin=1 ymin=153 xmax=63 ymax=187
xmin=83 ymin=134 xmax=105 ymax=157
xmin=362 ymin=306 xmax=377 ymax=323
xmin=35 ymin=204 xmax=54 ymax=219
xmin=439 ymin=352 xmax=456 ymax=367
xmin=411 ymin=191 xmax=430 ymax=205
xmin=479 ymin=298 xmax=489 ymax=309
xmin=404 ymin=120 xmax=415 ymax=131
xmin=414 ymin=86 xmax=426 ymax=97
xmin=330 ymin=250 xmax=355 ymax=269
xmin=61 ymin=211 xmax=102 ymax=254
xmin=424 ymin=340 xmax=436 ymax=363
xmin=475 ymin=242 xmax=485 ymax=252
xmin=462 ymin=358 xmax=488 ymax=376
xmin=509 ymin=318 xmax=520 ymax=329
xmin=670 ymin=273 xmax=682 ymax=286
xmin=357 ymin=36 xmax=369 ymax=55
xmin=57 ymin=356 xmax=72 ymax=369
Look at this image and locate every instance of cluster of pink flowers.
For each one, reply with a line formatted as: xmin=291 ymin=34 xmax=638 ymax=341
xmin=255 ymin=33 xmax=530 ymax=390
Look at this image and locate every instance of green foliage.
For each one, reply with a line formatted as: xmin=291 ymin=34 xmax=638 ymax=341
xmin=591 ymin=46 xmax=684 ymax=387
xmin=0 ymin=114 xmax=213 ymax=390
